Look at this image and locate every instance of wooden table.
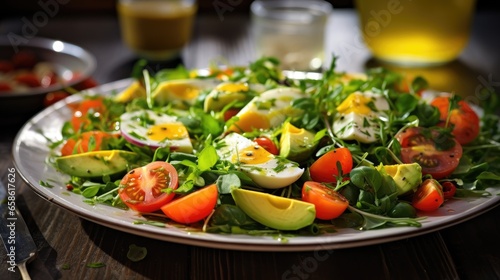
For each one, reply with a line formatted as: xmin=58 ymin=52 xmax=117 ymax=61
xmin=1 ymin=9 xmax=500 ymax=280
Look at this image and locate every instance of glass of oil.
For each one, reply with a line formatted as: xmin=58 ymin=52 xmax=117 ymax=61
xmin=354 ymin=0 xmax=476 ymax=66
xmin=117 ymin=0 xmax=197 ymax=61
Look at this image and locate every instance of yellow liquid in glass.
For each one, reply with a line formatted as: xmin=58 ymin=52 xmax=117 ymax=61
xmin=117 ymin=1 xmax=197 ymax=60
xmin=355 ymin=0 xmax=475 ymax=65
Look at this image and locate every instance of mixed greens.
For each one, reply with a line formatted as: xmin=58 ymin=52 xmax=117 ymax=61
xmin=45 ymin=57 xmax=500 ymax=237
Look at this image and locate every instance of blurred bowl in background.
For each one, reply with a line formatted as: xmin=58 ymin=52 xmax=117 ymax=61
xmin=0 ymin=36 xmax=96 ymax=126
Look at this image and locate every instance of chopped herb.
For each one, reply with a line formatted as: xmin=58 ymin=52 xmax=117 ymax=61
xmin=39 ymin=180 xmax=54 ymax=188
xmin=86 ymin=262 xmax=106 ymax=268
xmin=134 ymin=219 xmax=166 ymax=227
xmin=127 ymin=244 xmax=148 ymax=262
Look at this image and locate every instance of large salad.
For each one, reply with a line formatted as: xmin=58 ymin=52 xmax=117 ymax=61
xmin=45 ymin=57 xmax=500 ymax=236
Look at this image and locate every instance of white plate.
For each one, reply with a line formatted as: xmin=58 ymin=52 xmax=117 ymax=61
xmin=13 ymin=78 xmax=500 ymax=252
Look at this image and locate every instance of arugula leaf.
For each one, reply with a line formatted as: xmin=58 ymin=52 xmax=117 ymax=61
xmin=155 ymin=65 xmax=190 ymax=81
xmin=410 ymin=76 xmax=429 ymax=94
xmin=348 ymin=166 xmax=399 ymax=215
xmin=208 ymin=204 xmax=261 ymax=232
xmin=347 ymin=206 xmax=423 ymax=230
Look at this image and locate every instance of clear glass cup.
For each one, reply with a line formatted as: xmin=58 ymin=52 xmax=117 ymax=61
xmin=251 ymin=0 xmax=332 ymax=72
xmin=355 ymin=0 xmax=476 ymax=67
xmin=117 ymin=0 xmax=197 ymax=61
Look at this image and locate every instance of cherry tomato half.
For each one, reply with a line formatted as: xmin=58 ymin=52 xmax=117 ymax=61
xmin=119 ymin=161 xmax=179 ymax=213
xmin=254 ymin=136 xmax=279 ymax=155
xmin=60 ymin=131 xmax=117 ymax=156
xmin=396 ymin=127 xmax=462 ymax=179
xmin=301 ymin=181 xmax=349 ymax=220
xmin=430 ymin=96 xmax=480 ymax=145
xmin=309 ymin=148 xmax=353 ymax=183
xmin=412 ymin=178 xmax=444 ymax=212
xmin=71 ymin=98 xmax=106 ymax=132
xmin=161 ymin=184 xmax=218 ymax=224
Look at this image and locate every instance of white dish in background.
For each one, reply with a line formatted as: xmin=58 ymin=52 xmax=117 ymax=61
xmin=0 ymin=36 xmax=95 ymax=124
xmin=13 ymin=78 xmax=500 ymax=252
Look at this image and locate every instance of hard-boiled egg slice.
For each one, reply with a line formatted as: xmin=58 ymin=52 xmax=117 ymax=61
xmin=120 ymin=109 xmax=193 ymax=153
xmin=217 ymin=133 xmax=304 ymax=189
xmin=227 ymin=87 xmax=305 ymax=133
xmin=333 ymin=91 xmax=390 ymax=143
xmin=152 ymin=78 xmax=219 ymax=108
xmin=203 ymin=81 xmax=266 ymax=112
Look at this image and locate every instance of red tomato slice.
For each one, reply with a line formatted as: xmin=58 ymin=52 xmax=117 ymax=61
xmin=301 ymin=181 xmax=349 ymax=220
xmin=309 ymin=148 xmax=353 ymax=183
xmin=412 ymin=178 xmax=444 ymax=212
xmin=15 ymin=73 xmax=41 ymax=88
xmin=119 ymin=162 xmax=179 ymax=213
xmin=71 ymin=98 xmax=106 ymax=131
xmin=0 ymin=82 xmax=12 ymax=92
xmin=254 ymin=136 xmax=279 ymax=155
xmin=161 ymin=184 xmax=218 ymax=224
xmin=60 ymin=131 xmax=117 ymax=156
xmin=430 ymin=96 xmax=480 ymax=145
xmin=396 ymin=127 xmax=462 ymax=179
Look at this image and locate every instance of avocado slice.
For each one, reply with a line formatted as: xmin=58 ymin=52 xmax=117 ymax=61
xmin=377 ymin=163 xmax=422 ymax=196
xmin=231 ymin=188 xmax=316 ymax=231
xmin=279 ymin=122 xmax=317 ymax=162
xmin=55 ymin=150 xmax=138 ymax=178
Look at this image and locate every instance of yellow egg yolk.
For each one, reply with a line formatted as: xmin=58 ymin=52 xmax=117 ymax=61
xmin=147 ymin=123 xmax=188 ymax=141
xmin=216 ymin=82 xmax=249 ymax=93
xmin=233 ymin=145 xmax=273 ymax=164
xmin=336 ymin=92 xmax=373 ymax=115
xmin=229 ymin=111 xmax=270 ymax=133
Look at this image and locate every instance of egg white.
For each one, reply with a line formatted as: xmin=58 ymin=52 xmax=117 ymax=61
xmin=217 ymin=133 xmax=304 ymax=189
xmin=227 ymin=87 xmax=306 ymax=133
xmin=120 ymin=109 xmax=193 ymax=153
xmin=333 ymin=91 xmax=390 ymax=143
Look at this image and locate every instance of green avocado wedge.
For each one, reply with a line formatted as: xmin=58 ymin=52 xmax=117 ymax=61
xmin=377 ymin=163 xmax=422 ymax=196
xmin=55 ymin=150 xmax=138 ymax=179
xmin=231 ymin=188 xmax=316 ymax=231
xmin=279 ymin=122 xmax=317 ymax=162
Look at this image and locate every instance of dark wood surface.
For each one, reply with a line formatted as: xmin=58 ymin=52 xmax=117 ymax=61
xmin=1 ymin=9 xmax=500 ymax=280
